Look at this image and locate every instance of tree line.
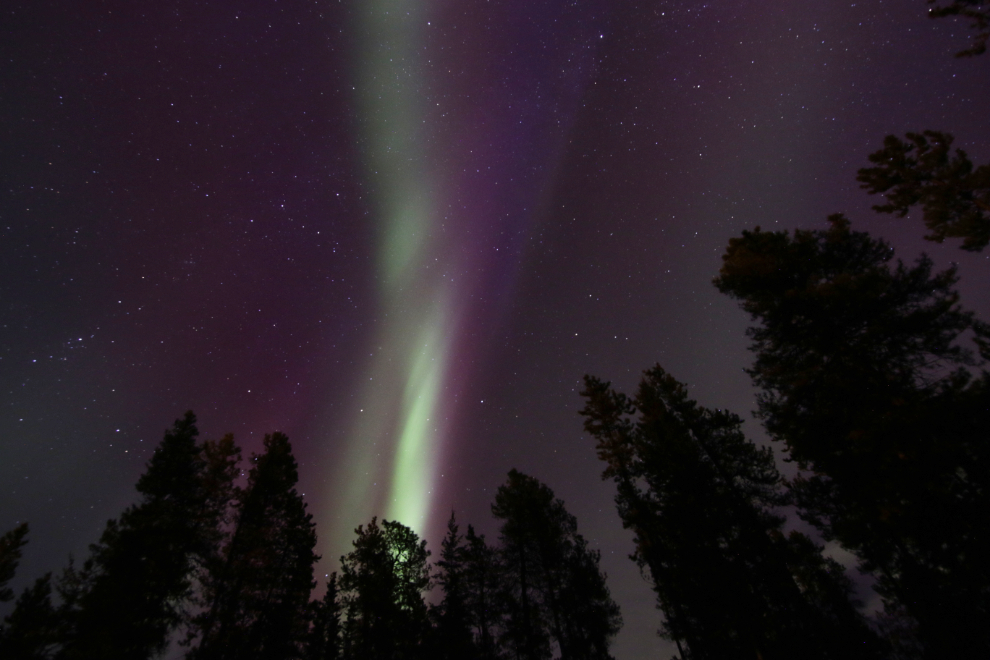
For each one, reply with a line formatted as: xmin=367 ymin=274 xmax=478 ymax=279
xmin=0 ymin=417 xmax=620 ymax=660
xmin=5 ymin=167 xmax=987 ymax=660
xmin=6 ymin=126 xmax=985 ymax=659
xmin=577 ymin=4 xmax=990 ymax=657
xmin=581 ymin=210 xmax=989 ymax=658
xmin=576 ymin=148 xmax=989 ymax=658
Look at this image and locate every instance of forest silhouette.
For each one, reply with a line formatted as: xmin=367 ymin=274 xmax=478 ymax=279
xmin=4 ymin=144 xmax=988 ymax=657
xmin=0 ymin=416 xmax=622 ymax=660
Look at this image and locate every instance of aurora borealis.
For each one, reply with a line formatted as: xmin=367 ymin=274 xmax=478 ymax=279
xmin=2 ymin=1 xmax=989 ymax=656
xmin=336 ymin=0 xmax=598 ymax=544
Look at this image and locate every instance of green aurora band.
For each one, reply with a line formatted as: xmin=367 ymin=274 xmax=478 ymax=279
xmin=328 ymin=0 xmax=597 ymax=551
xmin=332 ymin=1 xmax=447 ymax=543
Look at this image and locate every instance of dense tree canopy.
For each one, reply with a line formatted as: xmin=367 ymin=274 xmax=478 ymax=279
xmin=306 ymin=573 xmax=342 ymax=660
xmin=60 ymin=412 xmax=210 ymax=660
xmin=581 ymin=366 xmax=882 ymax=660
xmin=0 ymin=572 xmax=60 ymax=659
xmin=431 ymin=513 xmax=479 ymax=660
xmin=492 ymin=470 xmax=622 ymax=660
xmin=1 ymin=420 xmax=622 ymax=660
xmin=338 ymin=517 xmax=432 ymax=660
xmin=461 ymin=525 xmax=502 ymax=660
xmin=715 ymin=216 xmax=990 ymax=658
xmin=193 ymin=432 xmax=318 ymax=660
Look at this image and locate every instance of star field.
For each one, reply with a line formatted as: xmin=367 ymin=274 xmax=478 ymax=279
xmin=2 ymin=2 xmax=989 ymax=657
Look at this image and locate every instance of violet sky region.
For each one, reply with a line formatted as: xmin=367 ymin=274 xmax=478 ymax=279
xmin=2 ymin=1 xmax=989 ymax=657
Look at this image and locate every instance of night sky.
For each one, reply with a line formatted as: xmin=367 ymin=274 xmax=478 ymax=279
xmin=3 ymin=1 xmax=989 ymax=657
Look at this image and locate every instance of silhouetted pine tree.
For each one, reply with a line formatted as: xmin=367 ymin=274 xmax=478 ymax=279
xmin=492 ymin=470 xmax=621 ymax=660
xmin=192 ymin=432 xmax=318 ymax=660
xmin=59 ymin=411 xmax=208 ymax=660
xmin=0 ymin=573 xmax=60 ymax=659
xmin=183 ymin=434 xmax=243 ymax=652
xmin=857 ymin=131 xmax=990 ymax=251
xmin=194 ymin=433 xmax=244 ymax=582
xmin=492 ymin=474 xmax=555 ymax=660
xmin=306 ymin=573 xmax=342 ymax=660
xmin=462 ymin=524 xmax=503 ymax=660
xmin=338 ymin=518 xmax=431 ymax=660
xmin=0 ymin=522 xmax=29 ymax=605
xmin=784 ymin=531 xmax=887 ymax=659
xmin=714 ymin=216 xmax=990 ymax=657
xmin=430 ymin=513 xmax=478 ymax=660
xmin=580 ymin=366 xmax=883 ymax=660
xmin=556 ymin=538 xmax=623 ymax=660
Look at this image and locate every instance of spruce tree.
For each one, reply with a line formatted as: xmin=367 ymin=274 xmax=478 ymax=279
xmin=0 ymin=573 xmax=60 ymax=659
xmin=431 ymin=513 xmax=477 ymax=660
xmin=492 ymin=470 xmax=621 ymax=660
xmin=580 ymin=366 xmax=883 ymax=660
xmin=338 ymin=517 xmax=431 ymax=660
xmin=0 ymin=522 xmax=29 ymax=605
xmin=306 ymin=573 xmax=342 ymax=660
xmin=60 ymin=411 xmax=207 ymax=660
xmin=192 ymin=432 xmax=318 ymax=660
xmin=462 ymin=525 xmax=502 ymax=660
xmin=183 ymin=434 xmax=243 ymax=652
xmin=714 ymin=216 xmax=990 ymax=657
